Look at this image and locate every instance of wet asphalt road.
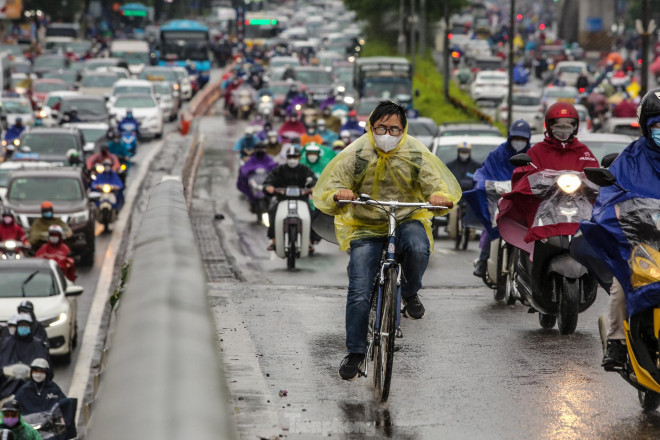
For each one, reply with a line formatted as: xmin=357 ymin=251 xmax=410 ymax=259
xmin=193 ymin=105 xmax=660 ymax=439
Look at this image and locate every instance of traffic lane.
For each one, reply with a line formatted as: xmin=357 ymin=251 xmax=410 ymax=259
xmin=216 ymin=278 xmax=660 ymax=439
xmin=52 ymin=134 xmax=165 ymax=391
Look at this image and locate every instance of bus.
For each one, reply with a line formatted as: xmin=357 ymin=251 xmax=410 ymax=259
xmin=158 ymin=20 xmax=211 ymax=88
xmin=244 ymin=12 xmax=281 ymax=47
xmin=118 ymin=3 xmax=154 ymax=36
xmin=353 ymin=57 xmax=414 ymax=108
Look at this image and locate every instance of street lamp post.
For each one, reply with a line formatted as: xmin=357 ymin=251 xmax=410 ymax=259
xmin=507 ymin=0 xmax=515 ymax=129
xmin=410 ymin=0 xmax=416 ymax=76
xmin=443 ymin=0 xmax=449 ymax=100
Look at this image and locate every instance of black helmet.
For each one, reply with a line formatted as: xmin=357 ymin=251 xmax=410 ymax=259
xmin=638 ymin=87 xmax=660 ymax=140
xmin=17 ymin=300 xmax=34 ymax=314
xmin=1 ymin=399 xmax=20 ymax=412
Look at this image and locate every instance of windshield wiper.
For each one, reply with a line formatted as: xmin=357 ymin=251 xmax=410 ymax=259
xmin=21 ymin=270 xmax=40 ymax=297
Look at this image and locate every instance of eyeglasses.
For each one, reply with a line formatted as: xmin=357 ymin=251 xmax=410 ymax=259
xmin=373 ymin=125 xmax=403 ymax=136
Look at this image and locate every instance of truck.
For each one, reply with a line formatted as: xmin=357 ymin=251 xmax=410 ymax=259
xmin=353 ymin=57 xmax=414 ymax=108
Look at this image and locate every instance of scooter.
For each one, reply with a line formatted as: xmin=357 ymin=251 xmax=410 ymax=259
xmin=234 ymin=88 xmax=256 ymax=120
xmin=0 ymin=239 xmax=26 ymax=259
xmin=257 ymin=93 xmax=274 ymax=121
xmin=90 ymin=181 xmax=120 ymax=233
xmin=498 ymin=154 xmax=600 ymax=334
xmin=120 ymin=130 xmax=138 ymax=157
xmin=247 ymin=167 xmax=270 ymax=225
xmin=272 ymin=182 xmax=313 ymax=270
xmin=581 ymin=165 xmax=660 ymax=410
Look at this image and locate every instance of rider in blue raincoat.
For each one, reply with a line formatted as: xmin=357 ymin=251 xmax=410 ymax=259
xmin=463 ymin=120 xmax=532 ymax=277
xmin=92 ymin=159 xmax=125 ymax=211
xmin=578 ymin=88 xmax=660 ymax=371
xmin=118 ymin=110 xmax=140 ymax=138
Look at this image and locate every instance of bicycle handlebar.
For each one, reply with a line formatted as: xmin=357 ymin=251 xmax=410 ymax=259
xmin=337 ymin=195 xmax=447 ymax=210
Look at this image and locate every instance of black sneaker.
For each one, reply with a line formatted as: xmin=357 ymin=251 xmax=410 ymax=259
xmin=473 ymin=259 xmax=487 ymax=278
xmin=338 ymin=353 xmax=365 ymax=380
xmin=403 ymin=295 xmax=425 ymax=319
xmin=602 ymin=339 xmax=627 ymax=371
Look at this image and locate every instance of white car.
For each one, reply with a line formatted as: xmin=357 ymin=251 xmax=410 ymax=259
xmin=470 ymin=70 xmax=508 ymax=103
xmin=151 ymin=81 xmax=180 ymax=122
xmin=109 ymin=79 xmax=156 ymax=106
xmin=1 ymin=97 xmax=34 ymax=127
xmin=498 ymin=92 xmax=544 ymax=132
xmin=432 ymin=134 xmax=507 ymax=165
xmin=108 ymin=93 xmax=163 ymax=138
xmin=553 ymin=61 xmax=589 ymax=88
xmin=0 ymin=259 xmax=83 ymax=363
xmin=39 ymin=91 xmax=81 ymax=127
xmin=78 ymin=71 xmax=120 ymax=98
xmin=171 ymin=67 xmax=193 ymax=100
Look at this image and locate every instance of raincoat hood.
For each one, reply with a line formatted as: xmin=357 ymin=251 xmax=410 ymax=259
xmin=313 ymin=119 xmax=461 ymax=250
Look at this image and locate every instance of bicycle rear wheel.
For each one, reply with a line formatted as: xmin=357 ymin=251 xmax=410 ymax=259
xmin=373 ymin=266 xmax=397 ymax=402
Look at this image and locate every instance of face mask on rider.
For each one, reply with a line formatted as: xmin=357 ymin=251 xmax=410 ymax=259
xmin=651 ymin=128 xmax=660 ymax=147
xmin=32 ymin=372 xmax=46 ymax=383
xmin=49 ymin=236 xmax=60 ymax=245
xmin=306 ymin=153 xmax=319 ymax=164
xmin=17 ymin=326 xmax=30 ymax=337
xmin=510 ymin=140 xmax=528 ymax=152
xmin=2 ymin=416 xmax=19 ymax=427
xmin=552 ymin=123 xmax=574 ymax=142
xmin=286 ymin=158 xmax=299 ymax=168
xmin=255 ymin=150 xmax=265 ymax=159
xmin=459 ymin=152 xmax=471 ymax=162
xmin=373 ymin=134 xmax=402 ymax=153
xmin=43 ymin=211 xmax=53 ymax=219
xmin=2 ymin=216 xmax=12 ymax=225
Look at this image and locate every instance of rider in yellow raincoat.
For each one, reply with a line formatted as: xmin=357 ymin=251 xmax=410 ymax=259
xmin=312 ymin=100 xmax=461 ymax=380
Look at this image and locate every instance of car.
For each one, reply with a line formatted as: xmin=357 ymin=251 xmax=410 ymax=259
xmin=602 ymin=117 xmax=641 ymax=137
xmin=553 ymin=61 xmax=589 ymax=88
xmin=262 ymin=80 xmax=306 ymax=117
xmin=138 ymin=67 xmax=181 ymax=91
xmin=0 ymin=259 xmax=83 ymax=362
xmin=4 ymin=167 xmax=96 ymax=266
xmin=16 ymin=126 xmax=86 ymax=162
xmin=529 ymin=132 xmax=635 ymax=162
xmin=62 ymin=122 xmax=109 ymax=155
xmin=30 ymin=79 xmax=71 ymax=108
xmin=574 ymin=103 xmax=593 ymax=134
xmin=269 ymin=55 xmax=301 ymax=71
xmin=78 ymin=71 xmax=120 ymax=98
xmin=171 ymin=66 xmax=193 ymax=100
xmin=83 ymin=57 xmax=129 ymax=72
xmin=0 ymin=161 xmax=55 ymax=204
xmin=469 ymin=55 xmax=505 ymax=76
xmin=539 ymin=44 xmax=567 ymax=66
xmin=1 ymin=96 xmax=34 ymax=127
xmin=432 ymin=134 xmax=507 ymax=165
xmin=275 ymin=66 xmax=335 ymax=102
xmin=151 ymin=81 xmax=180 ymax=122
xmin=470 ymin=70 xmax=508 ymax=104
xmin=107 ymin=93 xmax=163 ymax=138
xmin=498 ymin=91 xmax=544 ymax=132
xmin=355 ymin=97 xmax=381 ymax=128
xmin=32 ymin=55 xmax=70 ymax=78
xmin=39 ymin=91 xmax=81 ymax=126
xmin=109 ymin=79 xmax=156 ymax=105
xmin=42 ymin=70 xmax=79 ymax=89
xmin=316 ymin=50 xmax=344 ymax=69
xmin=437 ymin=122 xmax=502 ymax=138
xmin=407 ymin=117 xmax=439 ymax=149
xmin=58 ymin=95 xmax=109 ymax=124
xmin=541 ymin=85 xmax=579 ymax=108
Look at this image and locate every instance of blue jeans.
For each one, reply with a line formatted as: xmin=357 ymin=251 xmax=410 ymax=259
xmin=345 ymin=220 xmax=430 ymax=354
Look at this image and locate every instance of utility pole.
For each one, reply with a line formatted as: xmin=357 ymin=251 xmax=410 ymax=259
xmin=506 ymin=0 xmax=515 ymax=129
xmin=419 ymin=0 xmax=426 ymax=56
xmin=397 ymin=0 xmax=406 ymax=55
xmin=410 ymin=0 xmax=416 ymax=76
xmin=638 ymin=0 xmax=655 ymax=97
xmin=443 ymin=0 xmax=449 ymax=100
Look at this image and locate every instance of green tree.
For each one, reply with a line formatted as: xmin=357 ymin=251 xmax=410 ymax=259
xmin=24 ymin=0 xmax=86 ymax=21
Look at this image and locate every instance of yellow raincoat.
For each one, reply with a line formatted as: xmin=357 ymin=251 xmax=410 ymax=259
xmin=312 ymin=121 xmax=462 ymax=251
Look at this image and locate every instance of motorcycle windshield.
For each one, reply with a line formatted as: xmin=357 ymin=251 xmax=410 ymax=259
xmin=485 ymin=180 xmax=511 ymax=229
xmin=528 ymin=170 xmax=599 ymax=229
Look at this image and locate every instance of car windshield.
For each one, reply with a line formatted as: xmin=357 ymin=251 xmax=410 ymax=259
xmin=80 ymin=128 xmax=107 ymax=143
xmin=2 ymin=100 xmax=31 ymax=113
xmin=0 ymin=269 xmax=56 ymax=298
xmin=114 ymin=96 xmax=156 ymax=108
xmin=113 ymin=86 xmax=151 ymax=96
xmin=43 ymin=71 xmax=78 ymax=86
xmin=546 ymin=88 xmax=577 ymax=98
xmin=408 ymin=121 xmax=437 ymax=136
xmin=153 ymin=82 xmax=171 ymax=94
xmin=67 ymin=42 xmax=91 ymax=55
xmin=558 ymin=66 xmax=583 ymax=74
xmin=82 ymin=75 xmax=119 ymax=88
xmin=86 ymin=60 xmax=117 ymax=70
xmin=478 ymin=74 xmax=507 ymax=82
xmin=293 ymin=69 xmax=333 ymax=85
xmin=33 ymin=57 xmax=66 ymax=69
xmin=111 ymin=51 xmax=150 ymax=64
xmin=33 ymin=81 xmax=68 ymax=93
xmin=140 ymin=69 xmax=177 ymax=82
xmin=512 ymin=95 xmax=541 ymax=106
xmin=268 ymin=84 xmax=296 ymax=95
xmin=11 ymin=63 xmax=31 ymax=74
xmin=61 ymin=99 xmax=107 ymax=116
xmin=270 ymin=58 xmax=299 ymax=68
xmin=8 ymin=176 xmax=82 ymax=201
xmin=357 ymin=101 xmax=378 ymax=115
xmin=20 ymin=133 xmax=79 ymax=156
xmin=435 ymin=143 xmax=500 ymax=164
xmin=474 ymin=60 xmax=502 ymax=70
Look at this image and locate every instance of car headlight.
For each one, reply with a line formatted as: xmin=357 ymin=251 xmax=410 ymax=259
xmin=557 ymin=173 xmax=581 ymax=194
xmin=68 ymin=210 xmax=89 ymax=226
xmin=41 ymin=312 xmax=67 ymax=327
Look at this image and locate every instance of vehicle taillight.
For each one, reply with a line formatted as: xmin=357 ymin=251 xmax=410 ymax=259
xmin=471 ymin=67 xmax=479 ymax=73
xmin=587 ymin=119 xmax=592 ymax=130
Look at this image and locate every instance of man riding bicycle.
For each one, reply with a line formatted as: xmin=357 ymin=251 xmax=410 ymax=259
xmin=313 ymin=101 xmax=461 ymax=380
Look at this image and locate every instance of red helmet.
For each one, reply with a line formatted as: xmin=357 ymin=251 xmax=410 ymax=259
xmin=544 ymin=102 xmax=579 ymax=135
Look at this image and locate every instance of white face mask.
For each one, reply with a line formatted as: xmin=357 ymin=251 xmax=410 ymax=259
xmin=306 ymin=154 xmax=319 ymax=164
xmin=510 ymin=140 xmax=527 ymax=152
xmin=459 ymin=153 xmax=471 ymax=161
xmin=49 ymin=236 xmax=60 ymax=244
xmin=373 ymin=134 xmax=402 ymax=152
xmin=553 ymin=129 xmax=572 ymax=142
xmin=32 ymin=372 xmax=46 ymax=383
xmin=286 ymin=158 xmax=299 ymax=168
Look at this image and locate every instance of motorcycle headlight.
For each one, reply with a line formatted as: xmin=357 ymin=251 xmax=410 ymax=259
xmin=261 ymin=95 xmax=271 ymax=103
xmin=95 ymin=164 xmax=105 ymax=174
xmin=102 ymin=184 xmax=111 ymax=193
xmin=38 ymin=110 xmax=47 ymax=118
xmin=344 ymin=96 xmax=355 ymax=105
xmin=68 ymin=210 xmax=89 ymax=226
xmin=41 ymin=312 xmax=67 ymax=327
xmin=13 ymin=139 xmax=20 ymax=146
xmin=631 ymin=244 xmax=660 ymax=288
xmin=295 ymin=104 xmax=302 ymax=111
xmin=1 ymin=140 xmax=6 ymax=147
xmin=3 ymin=240 xmax=16 ymax=250
xmin=557 ymin=173 xmax=581 ymax=194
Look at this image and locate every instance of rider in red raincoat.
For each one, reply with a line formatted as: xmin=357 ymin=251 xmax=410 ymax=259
xmin=35 ymin=225 xmax=76 ymax=281
xmin=0 ymin=209 xmax=27 ymax=244
xmin=498 ymin=102 xmax=600 ymax=243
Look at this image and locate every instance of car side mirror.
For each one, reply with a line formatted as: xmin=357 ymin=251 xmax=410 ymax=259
xmin=600 ymin=152 xmax=619 ymax=168
xmin=510 ymin=153 xmax=532 ymax=167
xmin=83 ymin=144 xmax=94 ymax=153
xmin=65 ymin=285 xmax=84 ymax=296
xmin=584 ymin=167 xmax=617 ymax=187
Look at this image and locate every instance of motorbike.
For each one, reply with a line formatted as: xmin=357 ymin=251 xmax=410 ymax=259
xmin=285 ymin=96 xmax=307 ymax=119
xmin=0 ymin=363 xmax=30 ymax=399
xmin=580 ymin=165 xmax=660 ymax=410
xmin=272 ymin=182 xmax=313 ymax=270
xmin=90 ymin=181 xmax=120 ymax=233
xmin=498 ymin=154 xmax=600 ymax=334
xmin=257 ymin=93 xmax=274 ymax=121
xmin=0 ymin=239 xmax=26 ymax=259
xmin=233 ymin=87 xmax=256 ymax=120
xmin=247 ymin=167 xmax=270 ymax=225
xmin=120 ymin=130 xmax=138 ymax=157
xmin=23 ymin=399 xmax=78 ymax=440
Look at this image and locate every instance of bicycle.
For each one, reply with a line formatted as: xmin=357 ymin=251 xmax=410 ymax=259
xmin=339 ymin=194 xmax=446 ymax=402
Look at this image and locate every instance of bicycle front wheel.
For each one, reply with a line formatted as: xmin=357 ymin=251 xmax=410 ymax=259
xmin=374 ymin=266 xmax=397 ymax=402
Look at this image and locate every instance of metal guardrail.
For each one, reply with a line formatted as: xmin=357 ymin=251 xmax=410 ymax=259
xmin=88 ymin=179 xmax=237 ymax=440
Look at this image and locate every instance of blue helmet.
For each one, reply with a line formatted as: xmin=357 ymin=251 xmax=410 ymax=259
xmin=508 ymin=119 xmax=531 ymax=140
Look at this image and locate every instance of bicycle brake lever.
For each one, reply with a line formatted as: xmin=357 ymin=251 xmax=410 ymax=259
xmin=359 ymin=193 xmax=371 ymax=200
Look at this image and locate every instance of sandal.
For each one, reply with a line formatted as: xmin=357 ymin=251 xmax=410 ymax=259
xmin=267 ymin=243 xmax=275 ymax=251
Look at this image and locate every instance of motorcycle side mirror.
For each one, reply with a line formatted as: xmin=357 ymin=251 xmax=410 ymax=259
xmin=510 ymin=153 xmax=533 ymax=167
xmin=305 ymin=176 xmax=314 ymax=188
xmin=600 ymin=152 xmax=619 ymax=168
xmin=584 ymin=167 xmax=618 ymax=188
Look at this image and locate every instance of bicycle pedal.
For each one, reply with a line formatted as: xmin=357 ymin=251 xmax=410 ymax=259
xmin=393 ymin=345 xmax=401 ymax=352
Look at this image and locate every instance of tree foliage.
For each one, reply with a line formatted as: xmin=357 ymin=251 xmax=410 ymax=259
xmin=24 ymin=0 xmax=86 ymax=21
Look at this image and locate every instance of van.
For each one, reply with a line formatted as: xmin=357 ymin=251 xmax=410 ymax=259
xmin=110 ymin=40 xmax=151 ymax=75
xmin=45 ymin=23 xmax=80 ymax=50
